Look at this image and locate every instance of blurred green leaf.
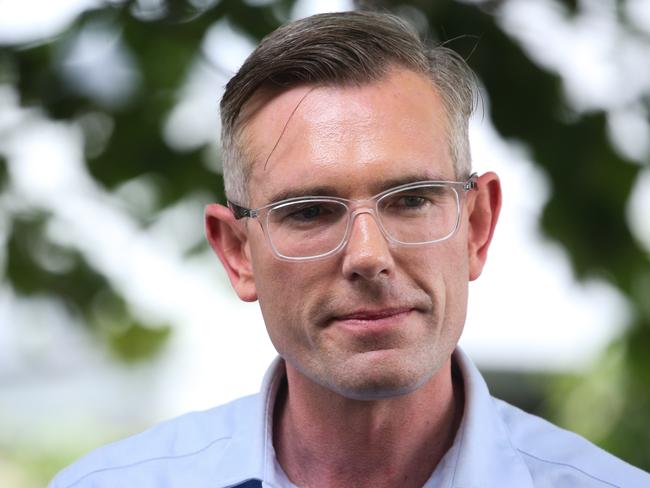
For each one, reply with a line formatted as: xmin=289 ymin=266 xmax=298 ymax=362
xmin=106 ymin=321 xmax=171 ymax=363
xmin=0 ymin=154 xmax=7 ymax=190
xmin=6 ymin=212 xmax=107 ymax=311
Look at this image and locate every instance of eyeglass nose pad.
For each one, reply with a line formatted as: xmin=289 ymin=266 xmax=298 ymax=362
xmin=349 ymin=206 xmax=378 ymax=225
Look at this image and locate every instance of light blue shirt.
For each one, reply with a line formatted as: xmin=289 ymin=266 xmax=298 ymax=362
xmin=50 ymin=349 xmax=650 ymax=487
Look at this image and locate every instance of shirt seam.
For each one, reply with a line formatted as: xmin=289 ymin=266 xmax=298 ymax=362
xmin=491 ymin=398 xmax=538 ymax=486
xmin=516 ymin=448 xmax=621 ymax=488
xmin=263 ymin=390 xmax=272 ymax=483
xmin=61 ymin=435 xmax=232 ymax=488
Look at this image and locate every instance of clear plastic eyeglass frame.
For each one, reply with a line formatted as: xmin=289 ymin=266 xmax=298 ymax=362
xmin=228 ymin=173 xmax=478 ymax=262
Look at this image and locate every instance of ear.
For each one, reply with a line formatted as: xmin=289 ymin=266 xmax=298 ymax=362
xmin=466 ymin=172 xmax=502 ymax=281
xmin=204 ymin=203 xmax=258 ymax=302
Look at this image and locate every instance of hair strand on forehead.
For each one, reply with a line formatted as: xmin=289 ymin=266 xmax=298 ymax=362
xmin=262 ymin=87 xmax=316 ymax=172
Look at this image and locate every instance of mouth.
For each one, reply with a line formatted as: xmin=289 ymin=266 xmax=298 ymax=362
xmin=336 ymin=308 xmax=414 ymax=321
xmin=331 ymin=307 xmax=416 ymax=332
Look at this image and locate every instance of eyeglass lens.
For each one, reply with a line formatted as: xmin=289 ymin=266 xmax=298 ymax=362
xmin=266 ymin=184 xmax=460 ymax=259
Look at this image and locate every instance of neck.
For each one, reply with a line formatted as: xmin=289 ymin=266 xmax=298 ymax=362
xmin=273 ymin=357 xmax=464 ymax=488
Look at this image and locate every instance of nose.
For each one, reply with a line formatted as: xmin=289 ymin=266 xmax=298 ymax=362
xmin=341 ymin=210 xmax=395 ymax=281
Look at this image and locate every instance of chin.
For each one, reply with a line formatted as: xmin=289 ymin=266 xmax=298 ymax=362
xmin=322 ymin=356 xmax=437 ymax=401
xmin=333 ymin=377 xmax=430 ymax=401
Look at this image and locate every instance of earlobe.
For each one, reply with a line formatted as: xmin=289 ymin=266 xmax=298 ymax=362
xmin=204 ymin=203 xmax=258 ymax=302
xmin=467 ymin=172 xmax=502 ymax=281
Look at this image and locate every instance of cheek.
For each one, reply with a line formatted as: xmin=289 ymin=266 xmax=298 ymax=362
xmin=406 ymin=238 xmax=469 ymax=321
xmin=249 ymin=246 xmax=327 ymax=352
xmin=439 ymin=241 xmax=470 ymax=331
xmin=411 ymin=236 xmax=467 ymax=281
xmin=253 ymin=262 xmax=301 ymax=354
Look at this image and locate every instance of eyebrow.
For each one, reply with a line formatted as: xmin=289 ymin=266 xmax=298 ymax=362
xmin=262 ymin=171 xmax=452 ymax=206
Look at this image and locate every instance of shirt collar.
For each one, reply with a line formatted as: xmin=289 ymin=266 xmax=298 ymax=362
xmin=213 ymin=356 xmax=288 ymax=487
xmin=217 ymin=349 xmax=535 ymax=488
xmin=427 ymin=348 xmax=535 ymax=488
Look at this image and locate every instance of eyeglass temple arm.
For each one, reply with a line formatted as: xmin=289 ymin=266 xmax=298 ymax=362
xmin=464 ymin=173 xmax=478 ymax=191
xmin=227 ymin=201 xmax=254 ymax=220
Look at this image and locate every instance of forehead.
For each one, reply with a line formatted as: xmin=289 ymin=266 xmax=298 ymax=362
xmin=241 ymin=68 xmax=454 ymax=204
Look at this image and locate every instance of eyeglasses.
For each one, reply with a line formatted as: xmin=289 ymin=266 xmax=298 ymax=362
xmin=228 ymin=173 xmax=478 ymax=261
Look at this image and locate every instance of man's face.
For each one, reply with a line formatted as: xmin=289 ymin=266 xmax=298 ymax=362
xmin=236 ymin=68 xmax=479 ymax=400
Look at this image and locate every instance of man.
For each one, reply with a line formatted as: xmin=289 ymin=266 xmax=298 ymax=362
xmin=51 ymin=11 xmax=649 ymax=488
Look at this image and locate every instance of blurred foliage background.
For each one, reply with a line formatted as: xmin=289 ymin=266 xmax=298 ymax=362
xmin=1 ymin=0 xmax=649 ymax=485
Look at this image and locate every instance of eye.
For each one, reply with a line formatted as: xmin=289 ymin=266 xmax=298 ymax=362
xmin=398 ymin=195 xmax=427 ymax=208
xmin=379 ymin=185 xmax=452 ymax=216
xmin=270 ymin=201 xmax=346 ymax=227
xmin=384 ymin=193 xmax=432 ymax=212
xmin=289 ymin=204 xmax=327 ymax=221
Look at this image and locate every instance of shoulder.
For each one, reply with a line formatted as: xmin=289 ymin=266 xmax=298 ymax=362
xmin=494 ymin=397 xmax=650 ymax=487
xmin=49 ymin=394 xmax=259 ymax=488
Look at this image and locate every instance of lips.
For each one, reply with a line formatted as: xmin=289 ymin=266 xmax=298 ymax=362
xmin=335 ymin=308 xmax=414 ymax=322
xmin=310 ymin=293 xmax=432 ymax=329
xmin=329 ymin=308 xmax=416 ymax=340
